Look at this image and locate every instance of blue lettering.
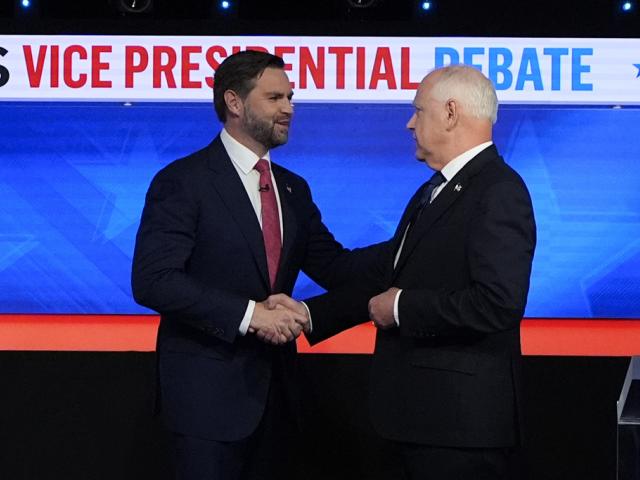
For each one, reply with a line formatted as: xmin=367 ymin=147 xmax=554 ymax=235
xmin=572 ymin=48 xmax=593 ymax=91
xmin=543 ymin=48 xmax=569 ymax=91
xmin=434 ymin=47 xmax=459 ymax=68
xmin=516 ymin=48 xmax=543 ymax=91
xmin=434 ymin=46 xmax=592 ymax=93
xmin=488 ymin=48 xmax=513 ymax=90
xmin=463 ymin=47 xmax=484 ymax=71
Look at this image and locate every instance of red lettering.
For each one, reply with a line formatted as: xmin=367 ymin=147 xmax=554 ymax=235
xmin=328 ymin=47 xmax=353 ymax=90
xmin=246 ymin=46 xmax=269 ymax=53
xmin=299 ymin=47 xmax=325 ymax=89
xmin=153 ymin=46 xmax=177 ymax=88
xmin=63 ymin=45 xmax=88 ymax=89
xmin=50 ymin=45 xmax=59 ymax=88
xmin=274 ymin=45 xmax=295 ymax=64
xmin=204 ymin=46 xmax=227 ymax=89
xmin=125 ymin=46 xmax=149 ymax=88
xmin=181 ymin=46 xmax=201 ymax=89
xmin=231 ymin=46 xmax=242 ymax=55
xmin=274 ymin=45 xmax=296 ymax=88
xmin=91 ymin=45 xmax=111 ymax=88
xmin=369 ymin=47 xmax=397 ymax=90
xmin=23 ymin=45 xmax=47 ymax=88
xmin=356 ymin=47 xmax=366 ymax=90
xmin=400 ymin=47 xmax=419 ymax=90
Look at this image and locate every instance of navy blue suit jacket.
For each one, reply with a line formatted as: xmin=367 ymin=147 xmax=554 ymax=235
xmin=306 ymin=145 xmax=536 ymax=448
xmin=132 ymin=137 xmax=351 ymax=441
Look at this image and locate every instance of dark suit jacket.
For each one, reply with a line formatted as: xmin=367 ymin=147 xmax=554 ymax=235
xmin=131 ymin=136 xmax=352 ymax=442
xmin=307 ymin=145 xmax=536 ymax=448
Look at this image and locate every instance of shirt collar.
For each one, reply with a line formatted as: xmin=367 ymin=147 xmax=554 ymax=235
xmin=220 ymin=128 xmax=271 ymax=175
xmin=440 ymin=141 xmax=493 ymax=182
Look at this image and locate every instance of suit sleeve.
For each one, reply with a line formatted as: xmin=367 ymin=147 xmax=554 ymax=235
xmin=304 ymin=237 xmax=392 ymax=345
xmin=131 ymin=167 xmax=248 ymax=344
xmin=303 ymin=282 xmax=379 ymax=345
xmin=398 ymin=180 xmax=536 ymax=337
xmin=296 ymin=180 xmax=392 ymax=344
xmin=298 ymin=178 xmax=389 ymax=290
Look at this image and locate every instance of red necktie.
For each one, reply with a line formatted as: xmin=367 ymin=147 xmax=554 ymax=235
xmin=254 ymin=159 xmax=282 ymax=290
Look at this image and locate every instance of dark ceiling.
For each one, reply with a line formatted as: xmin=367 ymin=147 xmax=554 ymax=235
xmin=0 ymin=0 xmax=638 ymax=37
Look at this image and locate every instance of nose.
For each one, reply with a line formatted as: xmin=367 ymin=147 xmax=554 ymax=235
xmin=406 ymin=113 xmax=416 ymax=130
xmin=281 ymin=98 xmax=293 ymax=115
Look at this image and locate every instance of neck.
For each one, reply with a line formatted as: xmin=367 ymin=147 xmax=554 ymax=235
xmin=435 ymin=135 xmax=491 ymax=170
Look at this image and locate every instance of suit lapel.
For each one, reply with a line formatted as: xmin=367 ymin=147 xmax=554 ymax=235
xmin=388 ymin=186 xmax=424 ymax=266
xmin=272 ymin=165 xmax=297 ymax=291
xmin=393 ymin=146 xmax=501 ymax=277
xmin=393 ymin=187 xmax=424 ymax=246
xmin=393 ymin=180 xmax=464 ymax=275
xmin=206 ymin=137 xmax=270 ymax=290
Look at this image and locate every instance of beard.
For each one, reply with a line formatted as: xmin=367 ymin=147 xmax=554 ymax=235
xmin=242 ymin=105 xmax=289 ymax=150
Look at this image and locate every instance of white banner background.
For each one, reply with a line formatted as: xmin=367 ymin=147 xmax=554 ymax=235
xmin=0 ymin=35 xmax=639 ymax=104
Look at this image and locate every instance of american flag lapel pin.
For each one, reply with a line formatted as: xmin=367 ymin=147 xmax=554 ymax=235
xmin=286 ymin=184 xmax=292 ymax=193
xmin=454 ymin=183 xmax=462 ymax=192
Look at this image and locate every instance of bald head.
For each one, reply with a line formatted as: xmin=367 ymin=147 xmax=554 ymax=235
xmin=406 ymin=65 xmax=498 ymax=170
xmin=428 ymin=65 xmax=498 ymax=124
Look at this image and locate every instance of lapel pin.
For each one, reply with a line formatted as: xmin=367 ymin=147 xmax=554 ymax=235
xmin=286 ymin=184 xmax=292 ymax=193
xmin=454 ymin=183 xmax=462 ymax=192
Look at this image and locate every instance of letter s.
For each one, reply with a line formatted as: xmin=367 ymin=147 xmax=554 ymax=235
xmin=0 ymin=47 xmax=9 ymax=87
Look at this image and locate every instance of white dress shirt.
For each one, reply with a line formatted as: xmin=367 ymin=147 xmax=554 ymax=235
xmin=392 ymin=141 xmax=493 ymax=324
xmin=219 ymin=128 xmax=284 ymax=335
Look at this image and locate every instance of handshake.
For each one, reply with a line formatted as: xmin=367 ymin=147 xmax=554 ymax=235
xmin=248 ymin=294 xmax=309 ymax=345
xmin=248 ymin=287 xmax=402 ymax=346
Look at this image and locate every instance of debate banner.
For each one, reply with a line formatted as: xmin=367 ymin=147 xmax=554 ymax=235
xmin=0 ymin=35 xmax=639 ymax=103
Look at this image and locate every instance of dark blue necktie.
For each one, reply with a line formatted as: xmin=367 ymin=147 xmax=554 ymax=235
xmin=403 ymin=170 xmax=447 ymax=240
xmin=395 ymin=171 xmax=447 ymax=263
xmin=418 ymin=170 xmax=447 ymax=209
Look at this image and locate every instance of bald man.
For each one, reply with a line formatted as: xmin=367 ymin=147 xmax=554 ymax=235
xmin=270 ymin=65 xmax=536 ymax=479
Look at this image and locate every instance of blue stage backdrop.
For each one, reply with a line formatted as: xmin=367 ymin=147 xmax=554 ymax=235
xmin=1 ymin=102 xmax=639 ymax=317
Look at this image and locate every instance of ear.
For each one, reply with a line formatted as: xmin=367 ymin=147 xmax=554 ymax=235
xmin=224 ymin=90 xmax=243 ymax=118
xmin=444 ymin=99 xmax=459 ymax=130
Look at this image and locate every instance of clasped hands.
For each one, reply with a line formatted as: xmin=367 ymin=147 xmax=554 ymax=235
xmin=249 ymin=294 xmax=310 ymax=346
xmin=249 ymin=287 xmax=400 ymax=345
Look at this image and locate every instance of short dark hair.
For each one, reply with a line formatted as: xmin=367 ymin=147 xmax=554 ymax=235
xmin=213 ymin=50 xmax=285 ymax=122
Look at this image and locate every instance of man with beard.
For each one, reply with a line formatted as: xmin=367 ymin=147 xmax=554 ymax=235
xmin=132 ymin=50 xmax=353 ymax=480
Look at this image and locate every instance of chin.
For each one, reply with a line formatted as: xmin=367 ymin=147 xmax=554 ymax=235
xmin=271 ymin=134 xmax=288 ymax=147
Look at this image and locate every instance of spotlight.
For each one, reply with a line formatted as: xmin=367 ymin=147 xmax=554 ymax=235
xmin=116 ymin=0 xmax=153 ymax=14
xmin=416 ymin=0 xmax=434 ymax=16
xmin=15 ymin=0 xmax=39 ymax=16
xmin=214 ymin=0 xmax=237 ymax=17
xmin=346 ymin=0 xmax=380 ymax=8
xmin=621 ymin=1 xmax=633 ymax=11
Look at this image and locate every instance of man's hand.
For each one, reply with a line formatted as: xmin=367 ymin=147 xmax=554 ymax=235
xmin=249 ymin=301 xmax=306 ymax=345
xmin=265 ymin=294 xmax=310 ymax=333
xmin=368 ymin=287 xmax=400 ymax=330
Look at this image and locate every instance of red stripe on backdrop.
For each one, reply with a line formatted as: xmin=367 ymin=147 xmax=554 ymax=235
xmin=1 ymin=315 xmax=640 ymax=356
